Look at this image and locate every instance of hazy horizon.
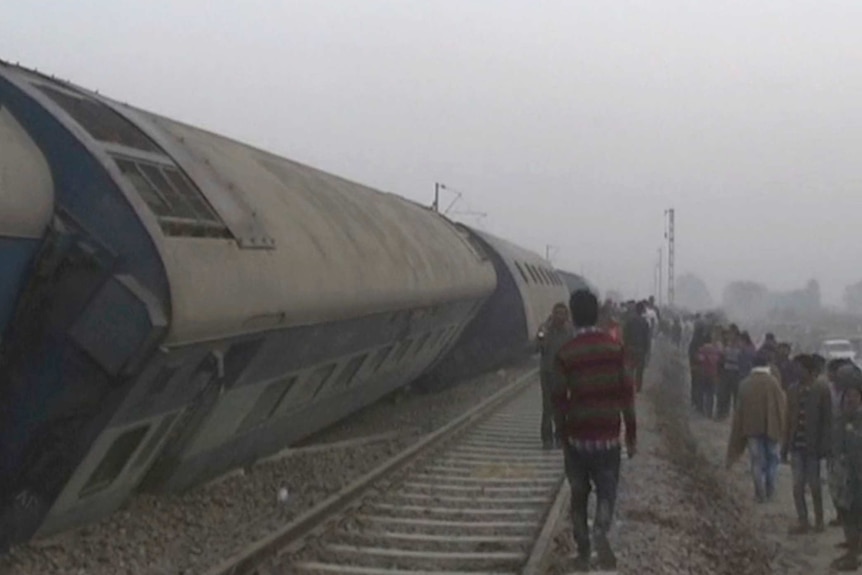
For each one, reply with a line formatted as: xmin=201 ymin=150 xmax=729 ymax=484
xmin=4 ymin=1 xmax=861 ymax=305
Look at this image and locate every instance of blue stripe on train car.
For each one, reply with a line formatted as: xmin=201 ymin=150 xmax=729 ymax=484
xmin=0 ymin=236 xmax=40 ymax=339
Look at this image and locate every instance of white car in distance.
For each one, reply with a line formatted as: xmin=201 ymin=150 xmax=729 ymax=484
xmin=819 ymin=339 xmax=858 ymax=361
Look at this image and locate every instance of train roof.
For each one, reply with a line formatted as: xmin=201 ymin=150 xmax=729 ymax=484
xmin=1 ymin=62 xmax=497 ymax=344
xmin=555 ymin=269 xmax=599 ymax=297
xmin=466 ymin=228 xmax=570 ymax=335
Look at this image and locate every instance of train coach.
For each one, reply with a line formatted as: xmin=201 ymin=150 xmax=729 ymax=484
xmin=415 ymin=228 xmax=571 ymax=390
xmin=0 ymin=62 xmax=498 ymax=545
xmin=556 ymin=269 xmax=598 ymax=301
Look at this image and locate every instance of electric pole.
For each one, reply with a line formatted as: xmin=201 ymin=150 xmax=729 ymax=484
xmin=432 ymin=182 xmax=445 ymax=212
xmin=665 ymin=208 xmax=676 ymax=306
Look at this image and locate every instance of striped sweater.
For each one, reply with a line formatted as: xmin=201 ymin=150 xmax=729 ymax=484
xmin=553 ymin=327 xmax=637 ymax=449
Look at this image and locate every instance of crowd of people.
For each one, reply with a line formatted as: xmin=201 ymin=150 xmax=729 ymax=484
xmin=687 ymin=316 xmax=862 ymax=571
xmin=537 ymin=299 xmax=862 ymax=572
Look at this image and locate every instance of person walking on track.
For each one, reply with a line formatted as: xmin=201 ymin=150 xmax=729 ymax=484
xmin=622 ymin=301 xmax=651 ymax=393
xmin=726 ymin=352 xmax=787 ymax=503
xmin=554 ymin=289 xmax=637 ymax=572
xmin=536 ymin=302 xmax=573 ymax=449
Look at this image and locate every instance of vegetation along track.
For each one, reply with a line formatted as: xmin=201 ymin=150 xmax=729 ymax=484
xmin=207 ymin=369 xmax=571 ymax=575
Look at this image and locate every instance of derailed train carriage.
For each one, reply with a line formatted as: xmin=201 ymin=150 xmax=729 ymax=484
xmin=415 ymin=229 xmax=570 ymax=389
xmin=0 ymin=61 xmax=573 ymax=546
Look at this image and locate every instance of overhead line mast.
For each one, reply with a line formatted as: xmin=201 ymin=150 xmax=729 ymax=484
xmin=665 ymin=208 xmax=675 ymax=306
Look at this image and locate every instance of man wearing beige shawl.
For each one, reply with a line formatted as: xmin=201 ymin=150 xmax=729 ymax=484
xmin=726 ymin=352 xmax=787 ymax=503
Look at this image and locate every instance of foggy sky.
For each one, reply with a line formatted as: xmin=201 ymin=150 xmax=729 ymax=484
xmin=4 ymin=1 xmax=862 ymax=305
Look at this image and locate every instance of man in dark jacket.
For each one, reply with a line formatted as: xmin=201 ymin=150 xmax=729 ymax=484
xmin=537 ymin=303 xmax=573 ymax=449
xmin=784 ymin=354 xmax=833 ymax=534
xmin=623 ymin=301 xmax=651 ymax=393
xmin=688 ymin=319 xmax=709 ymax=411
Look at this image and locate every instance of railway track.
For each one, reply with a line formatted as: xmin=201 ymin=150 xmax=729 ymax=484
xmin=206 ymin=370 xmax=588 ymax=575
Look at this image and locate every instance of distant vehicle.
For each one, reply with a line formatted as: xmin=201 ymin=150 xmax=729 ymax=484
xmin=819 ymin=339 xmax=858 ymax=361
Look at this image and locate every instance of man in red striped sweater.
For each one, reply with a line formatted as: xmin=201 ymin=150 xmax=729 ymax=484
xmin=554 ymin=289 xmax=638 ymax=572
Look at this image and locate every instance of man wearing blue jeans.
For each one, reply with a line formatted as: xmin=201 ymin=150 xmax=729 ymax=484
xmin=555 ymin=290 xmax=637 ymax=572
xmin=747 ymin=435 xmax=781 ymax=501
xmin=727 ymin=353 xmax=787 ymax=502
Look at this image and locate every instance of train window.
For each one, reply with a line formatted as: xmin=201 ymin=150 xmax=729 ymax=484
xmin=331 ymin=354 xmax=368 ymax=391
xmin=309 ymin=363 xmax=338 ymax=399
xmin=281 ymin=363 xmax=337 ymax=408
xmin=392 ymin=338 xmax=413 ymax=363
xmin=368 ymin=345 xmax=394 ymax=373
xmin=514 ymin=262 xmax=530 ymax=284
xmin=526 ymin=264 xmax=540 ymax=284
xmin=441 ymin=325 xmax=458 ymax=344
xmin=537 ymin=267 xmax=549 ymax=285
xmin=412 ymin=332 xmax=432 ymax=357
xmin=268 ymin=375 xmax=300 ymax=414
xmin=115 ymin=158 xmax=171 ymax=216
xmin=138 ymin=164 xmax=197 ymax=219
xmin=441 ymin=326 xmax=458 ymax=347
xmin=129 ymin=414 xmax=177 ymax=472
xmin=37 ymin=85 xmax=162 ymax=153
xmin=428 ymin=330 xmax=446 ymax=349
xmin=163 ymin=167 xmax=224 ymax=224
xmin=111 ymin=155 xmax=231 ymax=239
xmin=80 ymin=425 xmax=149 ymax=498
xmin=221 ymin=338 xmax=265 ymax=388
xmin=237 ymin=376 xmax=298 ymax=432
